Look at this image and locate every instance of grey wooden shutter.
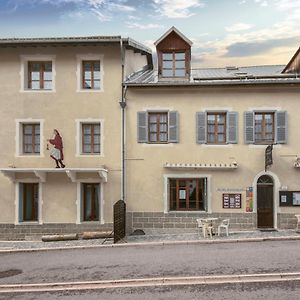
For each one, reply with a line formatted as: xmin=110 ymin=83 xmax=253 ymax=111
xmin=18 ymin=183 xmax=23 ymax=223
xmin=276 ymin=111 xmax=287 ymax=144
xmin=196 ymin=112 xmax=207 ymax=144
xmin=244 ymin=111 xmax=254 ymax=144
xmin=168 ymin=111 xmax=179 ymax=143
xmin=227 ymin=112 xmax=238 ymax=144
xmin=137 ymin=112 xmax=148 ymax=143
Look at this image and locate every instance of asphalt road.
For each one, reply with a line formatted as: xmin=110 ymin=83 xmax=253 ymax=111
xmin=1 ymin=281 xmax=300 ymax=300
xmin=0 ymin=240 xmax=299 ymax=285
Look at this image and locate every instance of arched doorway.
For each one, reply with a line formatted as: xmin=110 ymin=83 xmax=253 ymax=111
xmin=257 ymin=175 xmax=274 ymax=228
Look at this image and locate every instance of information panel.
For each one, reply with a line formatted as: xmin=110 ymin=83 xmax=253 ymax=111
xmin=223 ymin=193 xmax=242 ymax=209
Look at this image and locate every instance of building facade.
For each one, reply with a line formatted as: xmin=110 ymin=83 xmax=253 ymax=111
xmin=124 ymin=27 xmax=300 ymax=233
xmin=1 ymin=27 xmax=300 ymax=239
xmin=0 ymin=36 xmax=151 ymax=239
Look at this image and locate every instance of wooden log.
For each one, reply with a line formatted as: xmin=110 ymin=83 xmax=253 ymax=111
xmin=81 ymin=231 xmax=113 ymax=240
xmin=42 ymin=234 xmax=78 ymax=242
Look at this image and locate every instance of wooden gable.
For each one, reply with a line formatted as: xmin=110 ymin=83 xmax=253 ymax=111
xmin=282 ymin=47 xmax=300 ymax=74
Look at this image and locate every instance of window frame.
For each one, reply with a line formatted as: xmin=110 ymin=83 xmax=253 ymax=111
xmin=22 ymin=123 xmax=40 ymax=155
xmin=81 ymin=123 xmax=101 ymax=155
xmin=254 ymin=112 xmax=275 ymax=144
xmin=161 ymin=51 xmax=186 ymax=78
xmin=16 ymin=119 xmax=44 ymax=157
xmin=206 ymin=112 xmax=227 ymax=144
xmin=148 ymin=112 xmax=168 ymax=144
xmin=76 ymin=54 xmax=104 ymax=92
xmin=169 ymin=178 xmax=207 ymax=211
xmin=28 ymin=61 xmax=52 ymax=90
xmin=20 ymin=55 xmax=56 ymax=93
xmin=82 ymin=60 xmax=101 ymax=90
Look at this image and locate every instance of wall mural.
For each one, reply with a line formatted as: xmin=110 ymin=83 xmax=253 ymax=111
xmin=47 ymin=129 xmax=65 ymax=168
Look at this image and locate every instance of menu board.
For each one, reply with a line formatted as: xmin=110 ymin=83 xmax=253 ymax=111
xmin=223 ymin=193 xmax=242 ymax=209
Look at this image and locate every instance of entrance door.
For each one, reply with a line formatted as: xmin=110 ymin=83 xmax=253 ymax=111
xmin=257 ymin=175 xmax=274 ymax=228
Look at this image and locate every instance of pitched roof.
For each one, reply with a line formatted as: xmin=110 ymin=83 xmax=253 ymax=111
xmin=282 ymin=47 xmax=300 ymax=73
xmin=154 ymin=26 xmax=193 ymax=46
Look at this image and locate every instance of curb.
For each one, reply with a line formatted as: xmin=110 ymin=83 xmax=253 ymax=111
xmin=1 ymin=272 xmax=300 ymax=293
xmin=0 ymin=235 xmax=300 ymax=254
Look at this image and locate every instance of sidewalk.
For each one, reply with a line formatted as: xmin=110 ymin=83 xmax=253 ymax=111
xmin=0 ymin=229 xmax=299 ymax=252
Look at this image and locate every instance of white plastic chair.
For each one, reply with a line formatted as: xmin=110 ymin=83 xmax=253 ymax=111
xmin=295 ymin=214 xmax=300 ymax=230
xmin=218 ymin=219 xmax=230 ymax=237
xmin=197 ymin=218 xmax=212 ymax=238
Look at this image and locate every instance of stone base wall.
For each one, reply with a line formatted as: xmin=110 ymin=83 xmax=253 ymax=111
xmin=278 ymin=213 xmax=299 ymax=229
xmin=0 ymin=223 xmax=113 ymax=240
xmin=126 ymin=212 xmax=257 ymax=234
xmin=126 ymin=212 xmax=300 ymax=234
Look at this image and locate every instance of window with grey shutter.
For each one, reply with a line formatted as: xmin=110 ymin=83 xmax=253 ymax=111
xmin=227 ymin=112 xmax=238 ymax=144
xmin=196 ymin=112 xmax=207 ymax=144
xmin=168 ymin=111 xmax=179 ymax=143
xmin=244 ymin=111 xmax=254 ymax=144
xmin=137 ymin=112 xmax=148 ymax=143
xmin=276 ymin=111 xmax=287 ymax=144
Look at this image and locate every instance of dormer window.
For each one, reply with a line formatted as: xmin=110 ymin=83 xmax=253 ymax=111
xmin=155 ymin=27 xmax=192 ymax=80
xmin=162 ymin=52 xmax=186 ymax=77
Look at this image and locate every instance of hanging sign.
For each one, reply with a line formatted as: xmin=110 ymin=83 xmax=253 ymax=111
xmin=265 ymin=144 xmax=273 ymax=171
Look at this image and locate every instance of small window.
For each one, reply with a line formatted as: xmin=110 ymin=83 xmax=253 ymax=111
xmin=148 ymin=112 xmax=168 ymax=143
xmin=82 ymin=61 xmax=101 ymax=89
xmin=28 ymin=61 xmax=52 ymax=90
xmin=19 ymin=183 xmax=39 ymax=222
xmin=255 ymin=112 xmax=274 ymax=144
xmin=162 ymin=52 xmax=186 ymax=77
xmin=207 ymin=113 xmax=226 ymax=144
xmin=81 ymin=123 xmax=101 ymax=154
xmin=169 ymin=178 xmax=207 ymax=211
xmin=22 ymin=123 xmax=40 ymax=154
xmin=82 ymin=183 xmax=100 ymax=221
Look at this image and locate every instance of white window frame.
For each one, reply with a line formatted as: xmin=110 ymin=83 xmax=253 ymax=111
xmin=20 ymin=55 xmax=56 ymax=93
xmin=76 ymin=180 xmax=104 ymax=224
xmin=15 ymin=181 xmax=43 ymax=225
xmin=75 ymin=119 xmax=104 ymax=157
xmin=76 ymin=54 xmax=104 ymax=92
xmin=163 ymin=173 xmax=212 ymax=214
xmin=15 ymin=119 xmax=44 ymax=157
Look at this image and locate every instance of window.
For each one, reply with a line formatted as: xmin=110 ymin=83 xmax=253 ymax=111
xmin=169 ymin=178 xmax=207 ymax=211
xmin=255 ymin=112 xmax=274 ymax=144
xmin=81 ymin=123 xmax=101 ymax=154
xmin=82 ymin=183 xmax=100 ymax=221
xmin=28 ymin=61 xmax=52 ymax=90
xmin=137 ymin=111 xmax=179 ymax=144
xmin=148 ymin=112 xmax=168 ymax=143
xmin=22 ymin=123 xmax=40 ymax=154
xmin=207 ymin=113 xmax=226 ymax=144
xmin=82 ymin=60 xmax=101 ymax=89
xmin=19 ymin=183 xmax=39 ymax=222
xmin=162 ymin=52 xmax=186 ymax=77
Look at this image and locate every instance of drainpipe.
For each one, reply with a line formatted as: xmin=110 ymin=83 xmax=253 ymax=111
xmin=119 ymin=38 xmax=127 ymax=202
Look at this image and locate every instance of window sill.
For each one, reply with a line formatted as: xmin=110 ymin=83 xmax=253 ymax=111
xmin=15 ymin=154 xmax=44 ymax=158
xmin=17 ymin=221 xmax=41 ymax=225
xmin=201 ymin=144 xmax=233 ymax=148
xmin=76 ymin=89 xmax=103 ymax=93
xmin=20 ymin=90 xmax=56 ymax=93
xmin=76 ymin=154 xmax=103 ymax=158
xmin=142 ymin=143 xmax=175 ymax=147
xmin=249 ymin=144 xmax=282 ymax=149
xmin=169 ymin=210 xmax=208 ymax=213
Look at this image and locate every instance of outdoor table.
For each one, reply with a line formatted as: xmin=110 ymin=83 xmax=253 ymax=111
xmin=202 ymin=218 xmax=219 ymax=236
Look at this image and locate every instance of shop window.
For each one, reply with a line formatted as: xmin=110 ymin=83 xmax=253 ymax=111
xmin=169 ymin=178 xmax=207 ymax=211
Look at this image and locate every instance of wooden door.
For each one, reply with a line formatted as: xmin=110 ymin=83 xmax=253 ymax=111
xmin=257 ymin=175 xmax=274 ymax=228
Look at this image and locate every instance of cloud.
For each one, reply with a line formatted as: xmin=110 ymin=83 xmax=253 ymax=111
xmin=152 ymin=0 xmax=204 ymax=18
xmin=225 ymin=23 xmax=254 ymax=32
xmin=223 ymin=36 xmax=300 ymax=57
xmin=6 ymin=0 xmax=136 ymax=22
xmin=126 ymin=22 xmax=163 ymax=30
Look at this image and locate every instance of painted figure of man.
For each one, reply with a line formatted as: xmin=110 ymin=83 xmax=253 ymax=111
xmin=47 ymin=129 xmax=65 ymax=168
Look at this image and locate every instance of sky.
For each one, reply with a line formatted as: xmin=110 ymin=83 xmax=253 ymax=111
xmin=0 ymin=0 xmax=299 ymax=68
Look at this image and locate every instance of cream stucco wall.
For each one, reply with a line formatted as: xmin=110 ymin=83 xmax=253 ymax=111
xmin=124 ymin=49 xmax=149 ymax=78
xmin=0 ymin=44 xmax=123 ymax=224
xmin=125 ymin=85 xmax=300 ymax=221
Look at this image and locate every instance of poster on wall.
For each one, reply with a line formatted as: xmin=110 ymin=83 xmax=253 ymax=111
xmin=246 ymin=187 xmax=253 ymax=212
xmin=223 ymin=194 xmax=241 ymax=209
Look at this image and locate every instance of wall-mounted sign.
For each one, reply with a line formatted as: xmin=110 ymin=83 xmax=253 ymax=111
xmin=223 ymin=194 xmax=241 ymax=209
xmin=279 ymin=191 xmax=300 ymax=206
xmin=246 ymin=187 xmax=253 ymax=212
